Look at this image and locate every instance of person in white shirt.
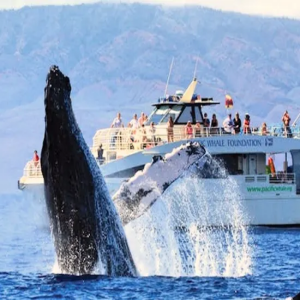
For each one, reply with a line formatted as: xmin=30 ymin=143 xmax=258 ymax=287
xmin=223 ymin=113 xmax=234 ymax=134
xmin=111 ymin=112 xmax=124 ymax=128
xmin=128 ymin=114 xmax=139 ymax=130
xmin=110 ymin=112 xmax=124 ymax=148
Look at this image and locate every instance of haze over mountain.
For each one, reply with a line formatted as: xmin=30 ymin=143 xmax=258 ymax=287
xmin=1 ymin=2 xmax=300 ymax=193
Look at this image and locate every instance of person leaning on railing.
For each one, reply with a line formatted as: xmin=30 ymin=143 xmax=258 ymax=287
xmin=261 ymin=122 xmax=269 ymax=136
xmin=33 ymin=150 xmax=39 ymax=167
xmin=195 ymin=121 xmax=201 ymax=137
xmin=97 ymin=144 xmax=105 ymax=165
xmin=233 ymin=112 xmax=241 ymax=135
xmin=223 ymin=114 xmax=234 ymax=134
xmin=243 ymin=113 xmax=251 ymax=135
xmin=110 ymin=112 xmax=124 ymax=148
xmin=29 ymin=150 xmax=40 ymax=176
xmin=282 ymin=110 xmax=292 ymax=138
xmin=203 ymin=113 xmax=210 ymax=136
xmin=167 ymin=116 xmax=174 ymax=142
xmin=135 ymin=124 xmax=147 ymax=149
xmin=185 ymin=121 xmax=193 ymax=139
xmin=210 ymin=113 xmax=219 ymax=135
xmin=111 ymin=112 xmax=124 ymax=129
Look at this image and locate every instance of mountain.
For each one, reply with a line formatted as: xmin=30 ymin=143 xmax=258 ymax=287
xmin=0 ymin=2 xmax=300 ymax=193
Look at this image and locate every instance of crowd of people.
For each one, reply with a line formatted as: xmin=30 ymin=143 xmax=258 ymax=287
xmin=110 ymin=112 xmax=157 ymax=149
xmin=182 ymin=110 xmax=293 ymax=138
xmin=183 ymin=112 xmax=251 ymax=138
xmin=108 ymin=110 xmax=294 ymax=150
xmin=29 ymin=110 xmax=293 ymax=168
xmin=110 ymin=112 xmax=149 ymax=129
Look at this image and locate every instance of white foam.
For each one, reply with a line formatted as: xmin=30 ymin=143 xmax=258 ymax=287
xmin=125 ymin=164 xmax=252 ymax=277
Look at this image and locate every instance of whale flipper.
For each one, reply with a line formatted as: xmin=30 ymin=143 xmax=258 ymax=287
xmin=113 ymin=142 xmax=220 ymax=225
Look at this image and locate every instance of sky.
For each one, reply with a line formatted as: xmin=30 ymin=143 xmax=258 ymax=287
xmin=1 ymin=0 xmax=300 ymax=19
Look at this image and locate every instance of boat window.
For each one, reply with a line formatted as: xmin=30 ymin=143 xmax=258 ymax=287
xmin=177 ymin=106 xmax=194 ymax=124
xmin=147 ymin=105 xmax=170 ymax=125
xmin=195 ymin=106 xmax=203 ymax=123
xmin=160 ymin=105 xmax=182 ymax=123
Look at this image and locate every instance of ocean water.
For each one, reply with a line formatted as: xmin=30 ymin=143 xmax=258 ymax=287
xmin=1 ymin=193 xmax=300 ymax=300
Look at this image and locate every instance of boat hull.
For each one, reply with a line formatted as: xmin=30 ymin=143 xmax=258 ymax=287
xmin=19 ymin=176 xmax=300 ymax=226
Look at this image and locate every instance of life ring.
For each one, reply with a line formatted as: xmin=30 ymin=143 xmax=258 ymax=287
xmin=268 ymin=157 xmax=276 ymax=175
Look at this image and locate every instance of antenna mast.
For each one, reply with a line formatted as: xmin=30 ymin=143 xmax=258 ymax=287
xmin=193 ymin=57 xmax=199 ymax=79
xmin=164 ymin=57 xmax=174 ymax=97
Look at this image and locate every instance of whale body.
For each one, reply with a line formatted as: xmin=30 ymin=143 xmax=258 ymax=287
xmin=113 ymin=141 xmax=223 ymax=225
xmin=41 ymin=65 xmax=137 ymax=276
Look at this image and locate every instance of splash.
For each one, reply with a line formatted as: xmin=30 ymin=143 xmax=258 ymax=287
xmin=125 ymin=159 xmax=252 ymax=277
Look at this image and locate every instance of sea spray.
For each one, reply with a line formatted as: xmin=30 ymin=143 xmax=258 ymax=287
xmin=125 ymin=164 xmax=252 ymax=277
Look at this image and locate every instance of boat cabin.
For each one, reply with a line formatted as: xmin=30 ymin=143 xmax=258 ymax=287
xmin=146 ymin=99 xmax=220 ymax=126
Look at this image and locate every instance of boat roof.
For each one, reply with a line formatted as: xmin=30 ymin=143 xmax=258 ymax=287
xmin=153 ymin=100 xmax=220 ymax=107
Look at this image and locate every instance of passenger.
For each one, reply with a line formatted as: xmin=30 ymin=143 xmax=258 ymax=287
xmin=33 ymin=150 xmax=39 ymax=167
xmin=233 ymin=112 xmax=241 ymax=134
xmin=167 ymin=116 xmax=174 ymax=143
xmin=144 ymin=115 xmax=148 ymax=124
xmin=243 ymin=113 xmax=251 ymax=135
xmin=185 ymin=121 xmax=193 ymax=139
xmin=128 ymin=114 xmax=140 ymax=134
xmin=110 ymin=112 xmax=124 ymax=128
xmin=203 ymin=113 xmax=210 ymax=136
xmin=140 ymin=124 xmax=147 ymax=148
xmin=110 ymin=112 xmax=123 ymax=148
xmin=210 ymin=113 xmax=219 ymax=135
xmin=148 ymin=122 xmax=156 ymax=145
xmin=223 ymin=114 xmax=233 ymax=134
xmin=261 ymin=122 xmax=269 ymax=136
xmin=195 ymin=121 xmax=201 ymax=137
xmin=282 ymin=110 xmax=292 ymax=138
xmin=97 ymin=144 xmax=105 ymax=164
xmin=138 ymin=112 xmax=145 ymax=127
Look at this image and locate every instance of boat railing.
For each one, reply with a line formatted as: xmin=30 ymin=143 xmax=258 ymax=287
xmin=92 ymin=126 xmax=187 ymax=154
xmin=91 ymin=125 xmax=300 ymax=155
xmin=23 ymin=160 xmax=42 ymax=177
xmin=243 ymin=173 xmax=295 ymax=184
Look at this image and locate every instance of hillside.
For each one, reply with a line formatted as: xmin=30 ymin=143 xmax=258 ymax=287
xmin=1 ymin=3 xmax=300 ymax=192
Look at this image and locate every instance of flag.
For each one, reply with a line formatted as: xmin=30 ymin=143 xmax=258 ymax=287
xmin=225 ymin=94 xmax=233 ymax=108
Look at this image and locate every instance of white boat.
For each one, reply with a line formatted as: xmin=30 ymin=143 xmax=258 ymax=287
xmin=18 ymin=78 xmax=300 ymax=226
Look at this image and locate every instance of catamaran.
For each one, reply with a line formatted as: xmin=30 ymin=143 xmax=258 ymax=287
xmin=18 ymin=77 xmax=300 ymax=226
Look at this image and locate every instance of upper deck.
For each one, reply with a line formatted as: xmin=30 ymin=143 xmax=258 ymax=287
xmin=90 ymin=124 xmax=300 ymax=162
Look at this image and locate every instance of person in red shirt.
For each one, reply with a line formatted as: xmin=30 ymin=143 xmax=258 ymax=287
xmin=33 ymin=150 xmax=39 ymax=167
xmin=185 ymin=121 xmax=193 ymax=139
xmin=243 ymin=113 xmax=251 ymax=135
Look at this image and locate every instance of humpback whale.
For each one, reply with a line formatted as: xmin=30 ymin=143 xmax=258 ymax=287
xmin=41 ymin=65 xmax=137 ymax=276
xmin=113 ymin=142 xmax=223 ymax=225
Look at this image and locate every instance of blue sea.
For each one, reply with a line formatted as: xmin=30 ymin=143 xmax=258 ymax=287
xmin=1 ymin=193 xmax=300 ymax=300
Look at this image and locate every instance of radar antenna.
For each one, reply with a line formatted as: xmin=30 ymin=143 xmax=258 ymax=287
xmin=164 ymin=57 xmax=174 ymax=98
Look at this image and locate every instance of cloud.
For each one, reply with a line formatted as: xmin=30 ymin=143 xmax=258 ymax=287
xmin=1 ymin=0 xmax=300 ymax=19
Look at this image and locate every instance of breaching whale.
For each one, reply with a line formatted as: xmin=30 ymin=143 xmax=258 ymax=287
xmin=41 ymin=65 xmax=137 ymax=276
xmin=113 ymin=141 xmax=223 ymax=225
